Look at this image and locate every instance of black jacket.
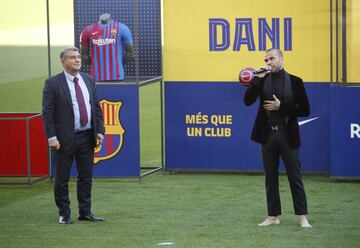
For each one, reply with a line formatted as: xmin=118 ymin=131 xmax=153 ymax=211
xmin=42 ymin=72 xmax=104 ymax=151
xmin=244 ymin=72 xmax=310 ymax=148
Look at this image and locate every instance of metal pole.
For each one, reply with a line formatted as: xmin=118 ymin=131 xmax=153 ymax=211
xmin=160 ymin=80 xmax=164 ymax=172
xmin=26 ymin=119 xmax=32 ymax=185
xmin=341 ymin=0 xmax=347 ymax=83
xmin=336 ymin=0 xmax=339 ymax=83
xmin=159 ymin=0 xmax=164 ymax=172
xmin=330 ymin=0 xmax=333 ymax=83
xmin=134 ymin=0 xmax=140 ymax=83
xmin=46 ymin=0 xmax=51 ymax=77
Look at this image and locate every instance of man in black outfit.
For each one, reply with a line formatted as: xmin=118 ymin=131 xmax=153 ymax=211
xmin=42 ymin=47 xmax=105 ymax=224
xmin=244 ymin=48 xmax=312 ymax=228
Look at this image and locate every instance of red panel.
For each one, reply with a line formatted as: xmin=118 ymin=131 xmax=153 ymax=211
xmin=0 ymin=113 xmax=48 ymax=176
xmin=29 ymin=116 xmax=49 ymax=175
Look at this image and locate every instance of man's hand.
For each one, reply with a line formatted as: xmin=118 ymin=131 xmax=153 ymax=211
xmin=96 ymin=133 xmax=104 ymax=147
xmin=49 ymin=139 xmax=60 ymax=150
xmin=255 ymin=66 xmax=271 ymax=78
xmin=263 ymin=94 xmax=281 ymax=111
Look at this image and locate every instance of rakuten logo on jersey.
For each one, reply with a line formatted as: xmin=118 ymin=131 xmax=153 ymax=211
xmin=92 ymin=38 xmax=116 ymax=46
xmin=350 ymin=123 xmax=360 ymax=138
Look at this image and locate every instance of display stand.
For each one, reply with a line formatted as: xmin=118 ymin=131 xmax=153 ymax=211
xmin=48 ymin=76 xmax=163 ymax=179
xmin=47 ymin=0 xmax=163 ymax=179
xmin=92 ymin=76 xmax=163 ymax=178
xmin=0 ymin=113 xmax=49 ymax=185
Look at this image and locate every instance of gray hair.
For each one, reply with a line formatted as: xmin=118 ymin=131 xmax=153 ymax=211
xmin=60 ymin=47 xmax=79 ymax=60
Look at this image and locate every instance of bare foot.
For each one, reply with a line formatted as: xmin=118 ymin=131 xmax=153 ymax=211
xmin=258 ymin=216 xmax=280 ymax=226
xmin=298 ymin=215 xmax=312 ymax=228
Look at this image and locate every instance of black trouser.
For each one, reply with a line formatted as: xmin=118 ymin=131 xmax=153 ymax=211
xmin=54 ymin=130 xmax=94 ymax=217
xmin=261 ymin=129 xmax=308 ymax=216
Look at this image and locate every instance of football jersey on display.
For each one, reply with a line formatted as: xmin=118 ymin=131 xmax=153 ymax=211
xmin=80 ymin=20 xmax=133 ymax=81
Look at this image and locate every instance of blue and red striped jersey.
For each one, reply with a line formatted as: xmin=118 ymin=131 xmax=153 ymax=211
xmin=80 ymin=20 xmax=133 ymax=81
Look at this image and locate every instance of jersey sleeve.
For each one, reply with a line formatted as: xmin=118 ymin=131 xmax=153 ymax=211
xmin=119 ymin=23 xmax=133 ymax=44
xmin=80 ymin=26 xmax=91 ymax=46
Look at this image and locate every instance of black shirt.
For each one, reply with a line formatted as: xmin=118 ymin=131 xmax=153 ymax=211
xmin=269 ymin=69 xmax=285 ymax=127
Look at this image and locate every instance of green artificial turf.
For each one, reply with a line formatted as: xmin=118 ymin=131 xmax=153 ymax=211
xmin=0 ymin=46 xmax=63 ymax=86
xmin=0 ymin=76 xmax=45 ymax=112
xmin=0 ymin=45 xmax=64 ymax=112
xmin=0 ymin=173 xmax=359 ymax=248
xmin=139 ymin=82 xmax=162 ymax=167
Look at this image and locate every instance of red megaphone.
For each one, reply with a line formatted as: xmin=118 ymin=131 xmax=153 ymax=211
xmin=238 ymin=67 xmax=255 ymax=86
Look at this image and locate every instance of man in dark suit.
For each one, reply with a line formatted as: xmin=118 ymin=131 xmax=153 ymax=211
xmin=42 ymin=47 xmax=105 ymax=224
xmin=244 ymin=48 xmax=312 ymax=228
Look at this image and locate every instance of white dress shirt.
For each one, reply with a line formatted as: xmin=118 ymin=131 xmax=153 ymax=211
xmin=63 ymin=71 xmax=92 ymax=132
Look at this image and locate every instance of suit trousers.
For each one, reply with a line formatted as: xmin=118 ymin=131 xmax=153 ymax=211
xmin=54 ymin=130 xmax=94 ymax=217
xmin=261 ymin=129 xmax=308 ymax=216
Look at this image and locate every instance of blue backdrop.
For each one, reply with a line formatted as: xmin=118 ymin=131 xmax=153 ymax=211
xmin=330 ymin=85 xmax=360 ymax=178
xmin=92 ymin=84 xmax=140 ymax=177
xmin=165 ymin=82 xmax=330 ymax=173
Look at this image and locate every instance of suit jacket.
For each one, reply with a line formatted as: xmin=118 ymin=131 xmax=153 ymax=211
xmin=42 ymin=71 xmax=105 ymax=151
xmin=244 ymin=72 xmax=310 ymax=149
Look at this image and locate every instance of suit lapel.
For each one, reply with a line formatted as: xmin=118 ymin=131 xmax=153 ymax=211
xmin=59 ymin=72 xmax=74 ymax=114
xmin=81 ymin=72 xmax=93 ymax=105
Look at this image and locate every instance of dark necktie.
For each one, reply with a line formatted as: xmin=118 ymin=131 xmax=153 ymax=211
xmin=73 ymin=77 xmax=88 ymax=127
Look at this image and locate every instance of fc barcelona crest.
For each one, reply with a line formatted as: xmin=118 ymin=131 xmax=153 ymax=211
xmin=94 ymin=100 xmax=125 ymax=164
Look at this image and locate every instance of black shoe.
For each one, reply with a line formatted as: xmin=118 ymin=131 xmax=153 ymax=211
xmin=78 ymin=213 xmax=105 ymax=222
xmin=59 ymin=216 xmax=72 ymax=224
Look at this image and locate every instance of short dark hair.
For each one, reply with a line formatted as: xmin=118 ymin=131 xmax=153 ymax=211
xmin=60 ymin=47 xmax=79 ymax=60
xmin=265 ymin=48 xmax=283 ymax=58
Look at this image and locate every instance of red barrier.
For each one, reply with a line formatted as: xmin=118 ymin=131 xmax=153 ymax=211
xmin=0 ymin=113 xmax=48 ymax=181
